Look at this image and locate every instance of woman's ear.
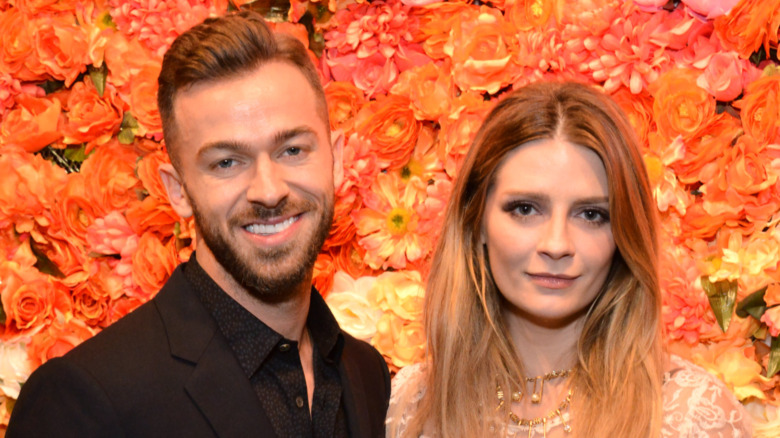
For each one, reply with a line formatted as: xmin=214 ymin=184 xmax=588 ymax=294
xmin=158 ymin=163 xmax=193 ymax=218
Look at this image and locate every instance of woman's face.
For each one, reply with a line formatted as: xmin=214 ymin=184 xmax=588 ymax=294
xmin=481 ymin=138 xmax=616 ymax=328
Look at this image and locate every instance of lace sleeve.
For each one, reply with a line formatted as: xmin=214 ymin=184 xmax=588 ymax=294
xmin=385 ymin=363 xmax=428 ymax=438
xmin=662 ymin=355 xmax=753 ymax=437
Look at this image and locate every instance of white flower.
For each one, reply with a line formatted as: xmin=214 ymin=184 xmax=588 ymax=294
xmin=0 ymin=341 xmax=31 ymax=400
xmin=326 ymin=271 xmax=383 ymax=341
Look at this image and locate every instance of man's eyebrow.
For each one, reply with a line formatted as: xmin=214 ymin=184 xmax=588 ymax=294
xmin=195 ymin=127 xmax=320 ymax=160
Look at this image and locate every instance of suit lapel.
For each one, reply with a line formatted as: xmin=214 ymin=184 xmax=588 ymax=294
xmin=154 ymin=267 xmax=276 ymax=437
xmin=340 ymin=351 xmax=372 ymax=438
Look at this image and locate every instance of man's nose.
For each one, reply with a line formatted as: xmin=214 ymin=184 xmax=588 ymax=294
xmin=245 ymin=156 xmax=290 ymax=207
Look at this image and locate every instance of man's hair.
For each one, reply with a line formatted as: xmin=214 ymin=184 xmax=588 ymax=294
xmin=157 ymin=10 xmax=328 ymax=168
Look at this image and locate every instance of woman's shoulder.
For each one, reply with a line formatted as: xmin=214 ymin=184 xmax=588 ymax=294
xmin=386 ymin=363 xmax=429 ymax=438
xmin=661 ymin=354 xmax=752 ymax=437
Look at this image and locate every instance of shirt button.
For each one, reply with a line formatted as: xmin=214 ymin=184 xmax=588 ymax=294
xmin=295 ymin=396 xmax=305 ymax=408
xmin=279 ymin=343 xmax=291 ymax=352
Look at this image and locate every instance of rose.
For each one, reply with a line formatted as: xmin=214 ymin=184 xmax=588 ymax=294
xmin=0 ymin=93 xmax=63 ymax=153
xmin=391 ymin=60 xmax=456 ymax=122
xmin=682 ymin=0 xmax=740 ymax=19
xmin=325 ymin=271 xmax=382 ymax=341
xmin=611 ymin=88 xmax=655 ymax=147
xmin=131 ymin=232 xmax=178 ymax=300
xmin=47 ymin=172 xmax=98 ymax=251
xmin=129 ymin=64 xmax=163 ymax=140
xmin=354 ymin=94 xmax=420 ymax=170
xmin=649 ymin=68 xmax=716 ymax=142
xmin=443 ymin=6 xmax=520 ymax=94
xmin=32 ymin=12 xmax=90 ymax=87
xmin=324 ymin=81 xmax=366 ymax=133
xmin=696 ymin=52 xmax=751 ymax=103
xmin=79 ymin=139 xmax=143 ymax=216
xmin=417 ymin=2 xmax=474 ymax=60
xmin=61 ymin=77 xmax=124 ymax=149
xmin=714 ymin=0 xmax=780 ymax=59
xmin=765 ymin=283 xmax=780 ymax=307
xmin=372 ymin=314 xmax=425 ymax=369
xmin=0 ymin=261 xmax=72 ymax=335
xmin=0 ymin=8 xmax=47 ymax=82
xmin=761 ymin=306 xmax=780 ymax=337
xmin=735 ymin=72 xmax=780 ymax=144
xmin=371 ymin=270 xmax=425 ymax=321
xmin=26 ymin=311 xmax=96 ymax=368
xmin=670 ymin=113 xmax=741 ymax=185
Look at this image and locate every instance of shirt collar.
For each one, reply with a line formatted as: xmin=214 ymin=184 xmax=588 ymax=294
xmin=183 ymin=252 xmax=344 ymax=375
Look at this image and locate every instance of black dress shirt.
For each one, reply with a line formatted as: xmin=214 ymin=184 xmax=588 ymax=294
xmin=185 ymin=254 xmax=349 ymax=438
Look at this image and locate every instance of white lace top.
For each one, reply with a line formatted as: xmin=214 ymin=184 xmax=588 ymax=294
xmin=386 ymin=355 xmax=753 ymax=437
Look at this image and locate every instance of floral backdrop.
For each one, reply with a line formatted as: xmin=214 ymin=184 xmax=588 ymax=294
xmin=1 ymin=0 xmax=780 ymax=433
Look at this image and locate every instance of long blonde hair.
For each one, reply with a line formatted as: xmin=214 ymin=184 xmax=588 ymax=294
xmin=407 ymin=82 xmax=663 ymax=437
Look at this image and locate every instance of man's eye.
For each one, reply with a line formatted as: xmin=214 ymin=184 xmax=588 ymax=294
xmin=215 ymin=159 xmax=235 ymax=168
xmin=285 ymin=147 xmax=302 ymax=156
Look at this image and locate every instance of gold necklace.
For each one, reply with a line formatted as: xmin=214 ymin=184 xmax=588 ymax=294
xmin=496 ymin=370 xmax=574 ymax=438
xmin=504 ymin=369 xmax=572 ymax=404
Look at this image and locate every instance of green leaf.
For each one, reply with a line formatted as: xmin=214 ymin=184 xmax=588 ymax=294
xmin=736 ymin=286 xmax=767 ymax=321
xmin=768 ymin=336 xmax=780 ymax=378
xmin=118 ymin=112 xmax=139 ymax=144
xmin=88 ymin=64 xmax=108 ymax=97
xmin=31 ymin=243 xmax=65 ymax=278
xmin=701 ymin=276 xmax=738 ymax=333
xmin=63 ymin=144 xmax=90 ymax=163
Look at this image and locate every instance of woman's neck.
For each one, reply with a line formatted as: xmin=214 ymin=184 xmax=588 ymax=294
xmin=502 ymin=309 xmax=584 ymax=377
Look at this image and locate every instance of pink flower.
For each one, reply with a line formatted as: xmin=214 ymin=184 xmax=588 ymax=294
xmin=682 ymin=0 xmax=740 ymax=20
xmin=0 ymin=72 xmax=21 ymax=117
xmin=632 ymin=0 xmax=668 ymax=12
xmin=322 ymin=0 xmax=431 ymax=96
xmin=696 ymin=51 xmax=755 ymax=102
xmin=109 ymin=0 xmax=229 ymax=58
xmin=86 ymin=211 xmax=138 ymax=257
xmin=761 ymin=306 xmax=780 ymax=337
xmin=584 ymin=8 xmax=675 ymax=93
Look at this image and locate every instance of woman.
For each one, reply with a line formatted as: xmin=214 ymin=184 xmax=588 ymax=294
xmin=385 ymin=81 xmax=752 ymax=437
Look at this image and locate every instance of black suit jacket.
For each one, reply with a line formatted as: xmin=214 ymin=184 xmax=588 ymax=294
xmin=7 ymin=265 xmax=391 ymax=437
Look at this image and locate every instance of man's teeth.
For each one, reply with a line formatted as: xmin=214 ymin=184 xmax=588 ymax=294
xmin=245 ymin=216 xmax=297 ymax=235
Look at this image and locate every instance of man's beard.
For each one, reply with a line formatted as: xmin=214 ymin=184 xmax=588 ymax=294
xmin=191 ymin=196 xmax=333 ymax=303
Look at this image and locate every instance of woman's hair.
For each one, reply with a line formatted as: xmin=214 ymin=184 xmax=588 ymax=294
xmin=408 ymin=81 xmax=663 ymax=437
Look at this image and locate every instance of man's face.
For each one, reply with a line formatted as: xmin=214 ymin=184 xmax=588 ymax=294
xmin=163 ymin=61 xmax=335 ymax=302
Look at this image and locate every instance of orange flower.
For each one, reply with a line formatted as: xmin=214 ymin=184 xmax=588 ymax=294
xmin=765 ymin=283 xmax=780 ymax=307
xmin=47 ymin=172 xmax=99 ymax=251
xmin=131 ymin=232 xmax=178 ymax=300
xmin=329 ymin=241 xmax=378 ymax=280
xmin=443 ymin=6 xmax=521 ymax=94
xmin=649 ymin=68 xmax=716 ymax=142
xmin=611 ymin=88 xmax=655 ymax=148
xmin=390 ymin=60 xmax=457 ymax=122
xmin=354 ymin=94 xmax=420 ymax=170
xmin=0 ymin=149 xmax=66 ymax=242
xmin=735 ymin=71 xmax=780 ymax=144
xmin=669 ymin=113 xmax=742 ymax=185
xmin=323 ymin=189 xmax=360 ymax=251
xmin=324 ymin=81 xmax=366 ymax=133
xmin=416 ymin=2 xmax=475 ymax=60
xmin=372 ymin=314 xmax=425 ymax=370
xmin=102 ymin=295 xmax=145 ymax=327
xmin=312 ymin=252 xmax=336 ymax=297
xmin=0 ymin=261 xmax=71 ymax=337
xmin=129 ymin=64 xmax=163 ymax=140
xmin=26 ymin=311 xmax=96 ymax=368
xmin=762 ymin=306 xmax=780 ymax=338
xmin=723 ymin=135 xmax=777 ymax=197
xmin=61 ymin=77 xmax=124 ymax=149
xmin=0 ymin=93 xmax=63 ymax=153
xmin=505 ymin=0 xmax=555 ymax=31
xmin=79 ymin=139 xmax=143 ymax=216
xmin=32 ymin=12 xmax=90 ymax=87
xmin=0 ymin=72 xmax=22 ymax=118
xmin=0 ymin=8 xmax=47 ymax=82
xmin=71 ymin=262 xmax=115 ymax=327
xmin=352 ymin=172 xmax=431 ymax=270
xmin=437 ymin=95 xmax=494 ymax=177
xmin=135 ymin=149 xmax=171 ymax=201
xmin=103 ymin=31 xmax=158 ymax=93
xmin=714 ymin=0 xmax=780 ymax=59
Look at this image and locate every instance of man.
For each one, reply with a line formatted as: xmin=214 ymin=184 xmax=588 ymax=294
xmin=7 ymin=11 xmax=390 ymax=437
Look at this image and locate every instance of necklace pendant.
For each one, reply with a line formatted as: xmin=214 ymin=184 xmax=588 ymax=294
xmin=530 ymin=392 xmax=541 ymax=404
xmin=511 ymin=391 xmax=522 ymax=402
xmin=563 ymin=424 xmax=572 ymax=433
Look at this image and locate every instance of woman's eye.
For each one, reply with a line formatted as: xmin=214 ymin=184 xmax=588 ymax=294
xmin=580 ymin=208 xmax=609 ymax=224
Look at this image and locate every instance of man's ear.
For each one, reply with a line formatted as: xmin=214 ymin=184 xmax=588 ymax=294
xmin=331 ymin=130 xmax=345 ymax=189
xmin=159 ymin=163 xmax=193 ymax=218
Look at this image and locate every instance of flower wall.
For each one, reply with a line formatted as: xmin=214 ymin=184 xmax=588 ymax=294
xmin=1 ymin=0 xmax=780 ymax=433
